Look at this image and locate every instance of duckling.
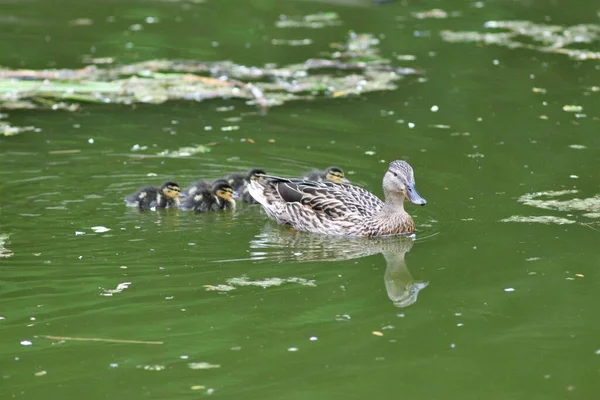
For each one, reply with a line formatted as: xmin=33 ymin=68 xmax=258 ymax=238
xmin=182 ymin=180 xmax=212 ymax=198
xmin=125 ymin=181 xmax=181 ymax=210
xmin=180 ymin=184 xmax=218 ymax=212
xmin=248 ymin=160 xmax=426 ymax=237
xmin=212 ymin=179 xmax=237 ymax=210
xmin=181 ymin=179 xmax=236 ymax=212
xmin=227 ymin=168 xmax=266 ymax=191
xmin=303 ymin=166 xmax=349 ymax=184
xmin=226 ymin=168 xmax=266 ymax=204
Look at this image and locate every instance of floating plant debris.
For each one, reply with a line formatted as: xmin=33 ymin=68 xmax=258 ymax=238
xmin=91 ymin=226 xmax=111 ymax=233
xmin=38 ymin=335 xmax=163 ymax=344
xmin=501 ymin=216 xmax=576 ymax=225
xmin=517 ymin=190 xmax=600 ymax=214
xmin=0 ymin=32 xmax=419 ymax=135
xmin=271 ymin=38 xmax=313 ymax=46
xmin=563 ymin=105 xmax=583 ymax=112
xmin=441 ymin=21 xmax=600 ymax=60
xmin=140 ymin=365 xmax=166 ymax=371
xmin=204 ymin=276 xmax=316 ymax=292
xmin=156 ymin=145 xmax=212 ymax=157
xmin=100 ymin=282 xmax=132 ymax=296
xmin=411 ymin=9 xmax=461 ymax=19
xmin=502 ymin=189 xmax=600 ymax=225
xmin=203 ymin=284 xmax=236 ymax=292
xmin=275 ymin=12 xmax=341 ymax=29
xmin=188 ymin=362 xmax=221 ymax=370
xmin=1 ymin=114 xmax=41 ymax=136
xmin=0 ymin=233 xmax=13 ymax=258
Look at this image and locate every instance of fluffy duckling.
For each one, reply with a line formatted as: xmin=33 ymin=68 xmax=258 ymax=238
xmin=125 ymin=181 xmax=181 ymax=210
xmin=211 ymin=179 xmax=237 ymax=210
xmin=303 ymin=166 xmax=349 ymax=184
xmin=181 ymin=179 xmax=236 ymax=212
xmin=227 ymin=168 xmax=266 ymax=191
xmin=182 ymin=180 xmax=212 ymax=198
xmin=226 ymin=168 xmax=266 ymax=204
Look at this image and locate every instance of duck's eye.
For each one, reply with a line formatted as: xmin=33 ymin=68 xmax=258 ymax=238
xmin=392 ymin=172 xmax=398 ymax=177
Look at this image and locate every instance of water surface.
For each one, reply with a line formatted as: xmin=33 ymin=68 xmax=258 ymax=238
xmin=1 ymin=0 xmax=599 ymax=399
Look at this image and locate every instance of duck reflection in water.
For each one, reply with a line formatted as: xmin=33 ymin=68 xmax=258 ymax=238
xmin=249 ymin=225 xmax=428 ymax=308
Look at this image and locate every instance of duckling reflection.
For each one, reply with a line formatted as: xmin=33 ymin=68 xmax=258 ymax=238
xmin=249 ymin=224 xmax=428 ymax=308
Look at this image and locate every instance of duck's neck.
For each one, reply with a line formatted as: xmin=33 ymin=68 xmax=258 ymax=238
xmin=381 ymin=189 xmax=406 ymax=214
xmin=367 ymin=190 xmax=414 ymax=236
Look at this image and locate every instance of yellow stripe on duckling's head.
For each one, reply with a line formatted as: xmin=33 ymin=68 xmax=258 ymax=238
xmin=212 ymin=179 xmax=234 ymax=201
xmin=161 ymin=181 xmax=181 ymax=199
xmin=325 ymin=167 xmax=346 ymax=184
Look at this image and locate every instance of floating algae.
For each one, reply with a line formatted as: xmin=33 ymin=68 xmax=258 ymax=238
xmin=0 ymin=32 xmax=419 ymax=136
xmin=500 ymin=215 xmax=576 ymax=225
xmin=502 ymin=189 xmax=600 ymax=226
xmin=275 ymin=12 xmax=341 ymax=29
xmin=204 ymin=276 xmax=316 ymax=293
xmin=0 ymin=233 xmax=13 ymax=258
xmin=441 ymin=21 xmax=600 ymax=60
xmin=517 ymin=190 xmax=600 ymax=214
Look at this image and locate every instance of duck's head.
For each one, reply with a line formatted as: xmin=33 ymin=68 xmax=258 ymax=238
xmin=160 ymin=181 xmax=181 ymax=200
xmin=383 ymin=160 xmax=426 ymax=205
xmin=212 ymin=179 xmax=236 ymax=201
xmin=325 ymin=166 xmax=349 ymax=184
xmin=246 ymin=168 xmax=267 ymax=182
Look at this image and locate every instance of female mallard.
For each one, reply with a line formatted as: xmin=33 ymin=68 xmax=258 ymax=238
xmin=302 ymin=166 xmax=349 ymax=184
xmin=181 ymin=179 xmax=236 ymax=212
xmin=125 ymin=181 xmax=181 ymax=210
xmin=247 ymin=160 xmax=426 ymax=237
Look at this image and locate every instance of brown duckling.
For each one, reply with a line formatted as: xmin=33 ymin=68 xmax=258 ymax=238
xmin=125 ymin=181 xmax=181 ymax=210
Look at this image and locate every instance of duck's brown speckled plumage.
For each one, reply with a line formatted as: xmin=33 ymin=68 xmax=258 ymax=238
xmin=248 ymin=160 xmax=426 ymax=237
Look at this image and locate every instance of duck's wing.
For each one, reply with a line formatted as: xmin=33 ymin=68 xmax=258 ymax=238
xmin=267 ymin=176 xmax=382 ymax=219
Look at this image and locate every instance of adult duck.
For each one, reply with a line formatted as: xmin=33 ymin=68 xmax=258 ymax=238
xmin=247 ymin=160 xmax=426 ymax=237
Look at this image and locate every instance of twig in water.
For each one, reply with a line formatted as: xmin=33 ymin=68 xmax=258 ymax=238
xmin=581 ymin=222 xmax=600 ymax=232
xmin=38 ymin=335 xmax=163 ymax=345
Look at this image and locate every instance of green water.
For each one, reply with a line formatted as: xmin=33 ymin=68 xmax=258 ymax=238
xmin=2 ymin=0 xmax=600 ymax=399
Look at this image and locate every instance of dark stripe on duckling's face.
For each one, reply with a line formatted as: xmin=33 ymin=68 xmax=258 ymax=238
xmin=216 ymin=188 xmax=234 ymax=201
xmin=325 ymin=167 xmax=346 ymax=184
xmin=161 ymin=182 xmax=181 ymax=199
xmin=213 ymin=181 xmax=234 ymax=201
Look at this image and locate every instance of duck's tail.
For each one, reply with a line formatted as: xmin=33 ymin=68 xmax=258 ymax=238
xmin=247 ymin=180 xmax=269 ymax=207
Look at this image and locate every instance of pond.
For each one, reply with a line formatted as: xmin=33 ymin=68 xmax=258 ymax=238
xmin=1 ymin=0 xmax=599 ymax=399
